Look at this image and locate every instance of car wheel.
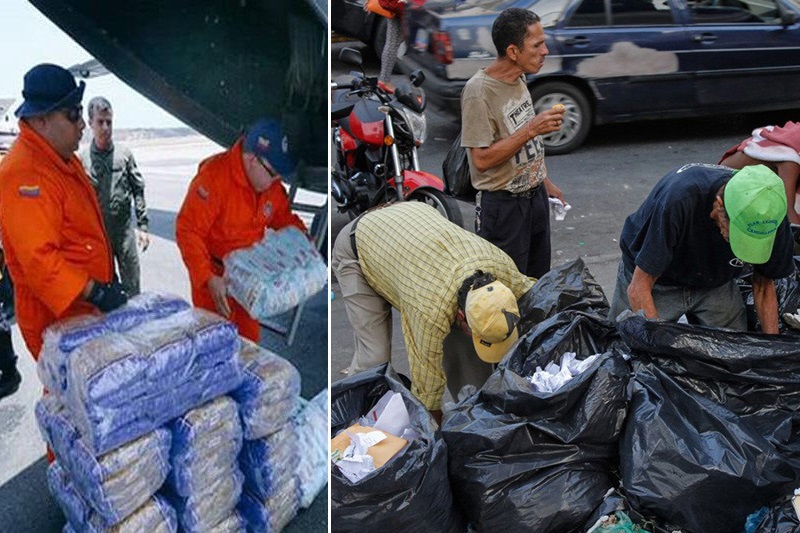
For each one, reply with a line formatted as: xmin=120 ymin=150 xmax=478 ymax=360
xmin=529 ymin=82 xmax=592 ymax=155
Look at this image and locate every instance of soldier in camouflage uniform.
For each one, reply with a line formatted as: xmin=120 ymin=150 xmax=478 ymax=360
xmin=79 ymin=97 xmax=149 ymax=295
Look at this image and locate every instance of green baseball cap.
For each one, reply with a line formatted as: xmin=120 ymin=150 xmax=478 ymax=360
xmin=724 ymin=165 xmax=787 ymax=264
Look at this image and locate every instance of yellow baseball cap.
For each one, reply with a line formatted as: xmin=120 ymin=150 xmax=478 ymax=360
xmin=465 ymin=280 xmax=521 ymax=363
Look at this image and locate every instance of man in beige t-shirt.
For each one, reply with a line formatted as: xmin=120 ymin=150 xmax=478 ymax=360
xmin=461 ymin=7 xmax=566 ymax=278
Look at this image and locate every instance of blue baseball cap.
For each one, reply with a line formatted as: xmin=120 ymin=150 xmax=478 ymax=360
xmin=243 ymin=119 xmax=296 ymax=178
xmin=15 ymin=64 xmax=85 ymax=118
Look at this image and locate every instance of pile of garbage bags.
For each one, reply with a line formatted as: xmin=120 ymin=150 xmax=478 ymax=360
xmin=332 ymin=259 xmax=800 ymax=532
xmin=224 ymin=226 xmax=327 ymax=320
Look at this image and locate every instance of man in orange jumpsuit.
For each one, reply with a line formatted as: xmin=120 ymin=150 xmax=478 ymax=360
xmin=0 ymin=64 xmax=128 ymax=359
xmin=176 ymin=119 xmax=306 ymax=342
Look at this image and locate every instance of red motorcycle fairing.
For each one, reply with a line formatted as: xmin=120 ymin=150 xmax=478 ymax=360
xmin=339 ymin=129 xmax=357 ymax=152
xmin=334 ymin=97 xmax=385 ymax=148
xmin=389 ymin=169 xmax=445 ymax=197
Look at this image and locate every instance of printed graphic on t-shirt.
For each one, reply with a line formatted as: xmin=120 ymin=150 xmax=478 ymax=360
xmin=502 ymin=96 xmax=547 ymax=193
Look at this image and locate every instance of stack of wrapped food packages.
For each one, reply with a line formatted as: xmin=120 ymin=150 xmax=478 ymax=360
xmin=233 ymin=339 xmax=303 ymax=532
xmin=35 ymin=293 xmax=327 ymax=533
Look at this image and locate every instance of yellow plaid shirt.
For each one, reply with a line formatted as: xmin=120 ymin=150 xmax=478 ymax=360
xmin=356 ymin=202 xmax=535 ymax=410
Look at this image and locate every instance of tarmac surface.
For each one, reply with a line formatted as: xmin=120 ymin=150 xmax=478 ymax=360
xmin=329 ymin=40 xmax=798 ymax=396
xmin=0 ymin=135 xmax=329 ymax=532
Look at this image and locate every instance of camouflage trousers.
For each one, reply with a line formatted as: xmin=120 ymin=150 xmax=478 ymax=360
xmin=110 ymin=229 xmax=141 ymax=296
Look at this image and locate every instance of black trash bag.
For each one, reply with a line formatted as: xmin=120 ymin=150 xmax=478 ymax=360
xmin=331 ymin=364 xmax=465 ymax=533
xmin=442 ymin=311 xmax=630 ymax=531
xmin=737 ymin=257 xmax=800 ymax=333
xmin=517 ymin=258 xmax=609 ymax=335
xmin=442 ymin=132 xmax=477 ymax=200
xmin=617 ymin=315 xmax=800 ymax=533
xmin=752 ymin=493 xmax=800 ymax=533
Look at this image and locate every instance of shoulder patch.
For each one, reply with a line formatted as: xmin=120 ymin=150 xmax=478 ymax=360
xmin=18 ymin=185 xmax=40 ymax=197
xmin=196 ymin=185 xmax=209 ymax=200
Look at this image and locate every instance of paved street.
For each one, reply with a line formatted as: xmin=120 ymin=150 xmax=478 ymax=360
xmin=330 ymin=40 xmax=795 ymax=389
xmin=0 ymin=135 xmax=328 ymax=532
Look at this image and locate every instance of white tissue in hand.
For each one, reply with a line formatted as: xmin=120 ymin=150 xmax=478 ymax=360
xmin=549 ymin=197 xmax=572 ymax=221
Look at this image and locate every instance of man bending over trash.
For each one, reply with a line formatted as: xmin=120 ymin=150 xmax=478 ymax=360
xmin=608 ymin=163 xmax=794 ymax=333
xmin=332 ymin=201 xmax=534 ymax=424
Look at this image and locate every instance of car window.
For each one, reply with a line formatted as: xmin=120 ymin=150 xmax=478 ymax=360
xmin=528 ymin=0 xmax=574 ymax=26
xmin=566 ymin=0 xmax=675 ymax=26
xmin=687 ymin=0 xmax=783 ymax=23
xmin=567 ymin=0 xmax=608 ymax=26
xmin=611 ymin=0 xmax=675 ymax=25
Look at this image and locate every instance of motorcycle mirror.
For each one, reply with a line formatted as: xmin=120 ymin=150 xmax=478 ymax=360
xmin=410 ymin=69 xmax=425 ymax=88
xmin=339 ymin=47 xmax=363 ymax=68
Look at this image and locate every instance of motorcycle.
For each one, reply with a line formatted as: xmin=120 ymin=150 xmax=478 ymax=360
xmin=331 ymin=47 xmax=463 ymax=227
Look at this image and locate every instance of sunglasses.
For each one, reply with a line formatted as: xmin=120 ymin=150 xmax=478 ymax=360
xmin=60 ymin=105 xmax=83 ymax=124
xmin=256 ymin=156 xmax=278 ymax=179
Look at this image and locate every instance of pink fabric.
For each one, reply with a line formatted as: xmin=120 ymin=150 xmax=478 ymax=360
xmin=739 ymin=121 xmax=800 ymax=165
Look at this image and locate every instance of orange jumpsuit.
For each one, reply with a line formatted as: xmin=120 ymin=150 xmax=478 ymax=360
xmin=0 ymin=122 xmax=113 ymax=358
xmin=176 ymin=139 xmax=306 ymax=342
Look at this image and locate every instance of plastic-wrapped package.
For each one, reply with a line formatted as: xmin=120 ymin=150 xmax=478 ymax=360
xmin=239 ymin=479 xmax=300 ymax=533
xmin=167 ymin=467 xmax=244 ymax=533
xmin=41 ymin=308 xmax=242 ymax=454
xmin=224 ymin=226 xmax=327 ymax=321
xmin=36 ymin=395 xmax=171 ymax=524
xmin=292 ymin=391 xmax=328 ymax=508
xmin=39 ymin=293 xmax=191 ymax=392
xmin=48 ymin=462 xmax=178 ymax=533
xmin=205 ymin=511 xmax=249 ymax=533
xmin=103 ymin=293 xmax=190 ymax=333
xmin=168 ymin=396 xmax=243 ymax=497
xmin=240 ymin=424 xmax=299 ymax=500
xmin=232 ymin=339 xmax=301 ymax=440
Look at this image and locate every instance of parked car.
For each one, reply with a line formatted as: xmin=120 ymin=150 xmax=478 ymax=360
xmin=332 ymin=0 xmax=389 ymax=56
xmin=400 ymin=0 xmax=800 ymax=154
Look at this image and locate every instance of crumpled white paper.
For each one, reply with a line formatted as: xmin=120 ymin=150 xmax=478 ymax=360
xmin=529 ymin=352 xmax=600 ymax=393
xmin=335 ymin=430 xmax=387 ymax=483
xmin=549 ymin=197 xmax=572 ymax=221
xmin=359 ymin=391 xmax=411 ymax=438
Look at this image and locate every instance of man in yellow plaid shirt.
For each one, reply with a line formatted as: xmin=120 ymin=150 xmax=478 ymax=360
xmin=332 ymin=202 xmax=535 ymax=423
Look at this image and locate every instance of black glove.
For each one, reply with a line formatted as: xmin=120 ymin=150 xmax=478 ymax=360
xmin=87 ymin=279 xmax=128 ymax=312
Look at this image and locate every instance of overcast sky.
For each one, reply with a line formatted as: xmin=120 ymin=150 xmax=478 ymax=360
xmin=0 ymin=0 xmax=185 ymax=129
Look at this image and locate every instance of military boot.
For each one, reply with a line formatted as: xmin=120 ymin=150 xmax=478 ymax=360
xmin=0 ymin=355 xmax=21 ymax=400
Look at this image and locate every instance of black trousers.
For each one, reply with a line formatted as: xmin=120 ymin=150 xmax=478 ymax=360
xmin=476 ymin=185 xmax=551 ymax=279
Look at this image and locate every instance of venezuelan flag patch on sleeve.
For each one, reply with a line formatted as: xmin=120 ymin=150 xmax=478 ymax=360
xmin=18 ymin=185 xmax=40 ymax=197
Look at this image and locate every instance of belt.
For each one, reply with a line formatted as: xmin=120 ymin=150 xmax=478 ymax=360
xmin=488 ymin=185 xmax=541 ymax=199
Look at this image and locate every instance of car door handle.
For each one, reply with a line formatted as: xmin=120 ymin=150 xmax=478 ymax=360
xmin=692 ymin=33 xmax=718 ymax=43
xmin=563 ymin=36 xmax=591 ymax=46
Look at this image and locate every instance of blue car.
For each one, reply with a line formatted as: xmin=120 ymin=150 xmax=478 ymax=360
xmin=400 ymin=0 xmax=800 ymax=153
